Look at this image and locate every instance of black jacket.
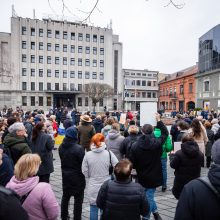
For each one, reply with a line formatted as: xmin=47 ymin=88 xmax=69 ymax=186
xmin=170 ymin=120 xmax=181 ymax=142
xmin=59 ymin=137 xmax=85 ymax=194
xmin=175 ymin=164 xmax=220 ymax=220
xmin=96 ymin=179 xmax=149 ymax=220
xmin=92 ymin=119 xmax=104 ymax=133
xmin=170 ymin=140 xmax=204 ymax=199
xmin=214 ymin=127 xmax=220 ymax=141
xmin=205 ymin=129 xmax=214 ymax=157
xmin=0 ymin=154 xmax=13 ymax=187
xmin=130 ymin=121 xmax=168 ymax=188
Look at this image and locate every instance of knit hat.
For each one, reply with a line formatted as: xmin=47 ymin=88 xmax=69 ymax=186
xmin=211 ymin=139 xmax=220 ymax=164
xmin=211 ymin=119 xmax=218 ymax=124
xmin=65 ymin=126 xmax=78 ymax=140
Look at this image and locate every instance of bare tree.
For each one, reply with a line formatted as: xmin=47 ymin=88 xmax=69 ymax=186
xmin=85 ymin=83 xmax=114 ymax=112
xmin=164 ymin=0 xmax=185 ymax=9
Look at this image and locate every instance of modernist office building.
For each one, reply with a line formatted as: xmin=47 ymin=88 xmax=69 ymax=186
xmin=196 ymin=24 xmax=220 ymax=111
xmin=0 ymin=15 xmax=122 ymax=111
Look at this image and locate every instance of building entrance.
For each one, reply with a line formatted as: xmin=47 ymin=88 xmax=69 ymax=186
xmin=53 ymin=94 xmax=76 ymax=108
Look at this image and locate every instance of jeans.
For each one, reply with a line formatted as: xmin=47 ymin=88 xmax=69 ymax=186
xmin=90 ymin=205 xmax=99 ymax=220
xmin=61 ymin=191 xmax=84 ymax=220
xmin=161 ymin=158 xmax=167 ymax=187
xmin=143 ymin=188 xmax=157 ymax=220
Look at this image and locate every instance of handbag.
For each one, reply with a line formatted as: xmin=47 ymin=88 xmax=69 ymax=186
xmin=107 ymin=150 xmax=113 ymax=175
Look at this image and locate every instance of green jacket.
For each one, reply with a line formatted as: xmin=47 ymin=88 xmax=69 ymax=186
xmin=154 ymin=128 xmax=173 ymax=158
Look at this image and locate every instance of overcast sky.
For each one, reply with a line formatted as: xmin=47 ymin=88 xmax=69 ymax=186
xmin=1 ymin=0 xmax=220 ymax=73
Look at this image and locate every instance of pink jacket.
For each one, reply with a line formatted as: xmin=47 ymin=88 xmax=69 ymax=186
xmin=6 ymin=176 xmax=59 ymax=220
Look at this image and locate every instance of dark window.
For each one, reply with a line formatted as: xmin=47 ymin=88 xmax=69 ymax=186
xmin=39 ymin=42 xmax=43 ymax=50
xmin=63 ymin=31 xmax=67 ymax=39
xmin=30 ymin=96 xmax=35 ymax=106
xmin=85 ymin=59 xmax=90 ymax=66
xmin=204 ymin=81 xmax=210 ymax=92
xmin=142 ymin=80 xmax=146 ymax=86
xmin=100 ymin=48 xmax=104 ymax=55
xmin=55 ymin=57 xmax=59 ymax=64
xmin=39 ymin=96 xmax=43 ymax=106
xmin=39 ymin=56 xmax=43 ymax=64
xmin=100 ymin=72 xmax=104 ymax=80
xmin=31 ymin=69 xmax=35 ymax=76
xmin=22 ymin=82 xmax=27 ymax=90
xmin=93 ymin=35 xmax=97 ymax=42
xmin=47 ymin=69 xmax=51 ymax=77
xmin=85 ymin=97 xmax=89 ymax=106
xmin=93 ymin=59 xmax=97 ymax=67
xmin=55 ymin=70 xmax=59 ymax=78
xmin=63 ymin=57 xmax=67 ymax=65
xmin=63 ymin=70 xmax=67 ymax=78
xmin=70 ymin=71 xmax=75 ymax=78
xmin=55 ymin=83 xmax=59 ymax=90
xmin=22 ymin=54 xmax=26 ymax=62
xmin=92 ymin=72 xmax=97 ymax=79
xmin=70 ymin=83 xmax=75 ymax=91
xmin=78 ymin=46 xmax=83 ymax=53
xmin=22 ymin=96 xmax=27 ymax=106
xmin=31 ymin=55 xmax=35 ymax=63
xmin=152 ymin=92 xmax=156 ymax=98
xmin=147 ymin=92 xmax=151 ymax=98
xmin=78 ymin=71 xmax=82 ymax=79
xmin=147 ymin=81 xmax=151 ymax=86
xmin=47 ymin=43 xmax=51 ymax=51
xmin=63 ymin=83 xmax=67 ymax=91
xmin=189 ymin=83 xmax=193 ymax=93
xmin=55 ymin=30 xmax=60 ymax=39
xmin=86 ymin=47 xmax=90 ymax=54
xmin=22 ymin=41 xmax=26 ymax=49
xmin=47 ymin=29 xmax=52 ymax=38
xmin=78 ymin=58 xmax=82 ymax=66
xmin=39 ymin=29 xmax=43 ymax=37
xmin=22 ymin=68 xmax=27 ymax=76
xmin=47 ymin=83 xmax=51 ymax=90
xmin=71 ymin=32 xmax=75 ymax=40
xmin=142 ymin=92 xmax=146 ymax=98
xmin=78 ymin=97 xmax=82 ymax=106
xmin=63 ymin=44 xmax=67 ymax=52
xmin=136 ymin=80 xmax=141 ymax=86
xmin=39 ymin=82 xmax=43 ymax=91
xmin=31 ymin=42 xmax=35 ymax=50
xmin=86 ymin=34 xmax=90 ymax=42
xmin=100 ymin=35 xmax=104 ymax=43
xmin=31 ymin=82 xmax=35 ymax=91
xmin=31 ymin=28 xmax=35 ymax=36
xmin=78 ymin=84 xmax=82 ymax=91
xmin=180 ymin=85 xmax=184 ymax=94
xmin=47 ymin=97 xmax=51 ymax=106
xmin=93 ymin=47 xmax=97 ymax=55
xmin=39 ymin=69 xmax=43 ymax=77
xmin=70 ymin=58 xmax=75 ymax=65
xmin=70 ymin=45 xmax=75 ymax=53
xmin=99 ymin=98 xmax=103 ymax=106
xmin=85 ymin=72 xmax=90 ymax=79
xmin=22 ymin=26 xmax=26 ymax=35
xmin=100 ymin=60 xmax=104 ymax=67
xmin=47 ymin=56 xmax=51 ymax=64
xmin=55 ymin=44 xmax=59 ymax=52
xmin=78 ymin=33 xmax=83 ymax=41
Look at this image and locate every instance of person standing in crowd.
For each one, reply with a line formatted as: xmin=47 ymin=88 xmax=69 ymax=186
xmin=130 ymin=113 xmax=168 ymax=220
xmin=3 ymin=122 xmax=31 ymax=165
xmin=170 ymin=114 xmax=182 ymax=144
xmin=101 ymin=117 xmax=114 ymax=138
xmin=96 ymin=159 xmax=149 ymax=220
xmin=92 ymin=115 xmax=104 ymax=133
xmin=211 ymin=118 xmax=220 ymax=134
xmin=63 ymin=115 xmax=73 ymax=130
xmin=71 ymin=108 xmax=77 ymax=126
xmin=82 ymin=133 xmax=118 ymax=220
xmin=6 ymin=154 xmax=59 ymax=220
xmin=1 ymin=117 xmax=18 ymax=143
xmin=50 ymin=115 xmax=58 ymax=138
xmin=170 ymin=134 xmax=204 ymax=199
xmin=105 ymin=123 xmax=125 ymax=161
xmin=77 ymin=115 xmax=96 ymax=151
xmin=24 ymin=115 xmax=34 ymax=144
xmin=59 ymin=127 xmax=85 ymax=220
xmin=123 ymin=120 xmax=136 ymax=137
xmin=127 ymin=110 xmax=133 ymax=120
xmin=176 ymin=121 xmax=190 ymax=142
xmin=31 ymin=122 xmax=54 ymax=183
xmin=174 ymin=139 xmax=220 ymax=220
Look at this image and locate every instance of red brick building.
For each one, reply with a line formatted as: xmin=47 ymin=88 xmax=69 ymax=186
xmin=158 ymin=65 xmax=197 ymax=113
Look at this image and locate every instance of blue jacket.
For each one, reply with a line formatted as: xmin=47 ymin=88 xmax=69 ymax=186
xmin=0 ymin=154 xmax=13 ymax=186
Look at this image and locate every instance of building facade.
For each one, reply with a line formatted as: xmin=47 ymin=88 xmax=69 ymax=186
xmin=123 ymin=69 xmax=158 ymax=111
xmin=0 ymin=16 xmax=122 ymax=111
xmin=159 ymin=65 xmax=197 ymax=113
xmin=196 ymin=24 xmax=220 ymax=111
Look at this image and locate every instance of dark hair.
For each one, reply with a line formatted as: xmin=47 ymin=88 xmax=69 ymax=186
xmin=129 ymin=120 xmax=136 ymax=125
xmin=191 ymin=118 xmax=202 ymax=138
xmin=32 ymin=122 xmax=44 ymax=142
xmin=7 ymin=117 xmax=18 ymax=127
xmin=177 ymin=121 xmax=189 ymax=130
xmin=142 ymin=124 xmax=153 ymax=135
xmin=182 ymin=134 xmax=195 ymax=143
xmin=114 ymin=159 xmax=133 ymax=181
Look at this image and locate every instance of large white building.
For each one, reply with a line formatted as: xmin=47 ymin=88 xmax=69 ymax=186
xmin=0 ymin=15 xmax=122 ymax=111
xmin=123 ymin=69 xmax=159 ymax=111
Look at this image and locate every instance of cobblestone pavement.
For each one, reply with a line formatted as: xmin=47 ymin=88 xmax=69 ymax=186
xmin=51 ymin=149 xmax=208 ymax=220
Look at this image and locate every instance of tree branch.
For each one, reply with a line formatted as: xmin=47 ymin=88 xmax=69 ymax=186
xmin=164 ymin=0 xmax=185 ymax=9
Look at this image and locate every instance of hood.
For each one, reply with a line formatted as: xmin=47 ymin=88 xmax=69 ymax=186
xmin=107 ymin=130 xmax=120 ymax=140
xmin=61 ymin=137 xmax=77 ymax=147
xmin=208 ymin=164 xmax=220 ymax=193
xmin=93 ymin=119 xmax=103 ymax=125
xmin=137 ymin=134 xmax=159 ymax=150
xmin=181 ymin=141 xmax=200 ymax=157
xmin=91 ymin=142 xmax=106 ymax=153
xmin=103 ymin=125 xmax=112 ymax=131
xmin=6 ymin=176 xmax=39 ymax=196
xmin=3 ymin=133 xmax=26 ymax=146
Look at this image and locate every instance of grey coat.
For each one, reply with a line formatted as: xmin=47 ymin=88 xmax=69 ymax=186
xmin=82 ymin=143 xmax=118 ymax=205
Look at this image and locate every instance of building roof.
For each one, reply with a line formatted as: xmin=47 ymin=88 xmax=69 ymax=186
xmin=158 ymin=65 xmax=198 ymax=84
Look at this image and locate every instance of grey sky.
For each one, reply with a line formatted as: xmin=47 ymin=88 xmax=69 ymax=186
xmin=1 ymin=0 xmax=220 ymax=73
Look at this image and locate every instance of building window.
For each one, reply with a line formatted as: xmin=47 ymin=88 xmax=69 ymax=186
xmin=136 ymin=80 xmax=141 ymax=86
xmin=47 ymin=43 xmax=51 ymax=51
xmin=70 ymin=45 xmax=75 ymax=53
xmin=55 ymin=57 xmax=59 ymax=64
xmin=55 ymin=30 xmax=60 ymax=39
xmin=92 ymin=72 xmax=97 ymax=79
xmin=22 ymin=82 xmax=27 ymax=90
xmin=85 ymin=71 xmax=90 ymax=79
xmin=70 ymin=83 xmax=75 ymax=91
xmin=47 ymin=97 xmax=52 ymax=106
xmin=99 ymin=98 xmax=103 ymax=106
xmin=31 ymin=28 xmax=35 ymax=36
xmin=142 ymin=73 xmax=146 ymax=76
xmin=86 ymin=47 xmax=90 ymax=54
xmin=22 ymin=68 xmax=27 ymax=76
xmin=47 ymin=56 xmax=51 ymax=64
xmin=189 ymin=83 xmax=193 ymax=93
xmin=93 ymin=47 xmax=97 ymax=55
xmin=22 ymin=96 xmax=27 ymax=106
xmin=47 ymin=83 xmax=51 ymax=90
xmin=147 ymin=92 xmax=151 ymax=98
xmin=31 ymin=82 xmax=35 ymax=91
xmin=47 ymin=69 xmax=51 ymax=77
xmin=78 ymin=33 xmax=83 ymax=41
xmin=39 ymin=56 xmax=43 ymax=64
xmin=78 ymin=58 xmax=82 ymax=66
xmin=78 ymin=71 xmax=82 ymax=79
xmin=142 ymin=80 xmax=146 ymax=86
xmin=39 ymin=82 xmax=43 ymax=91
xmin=169 ymin=102 xmax=172 ymax=110
xmin=142 ymin=92 xmax=146 ymax=98
xmin=30 ymin=96 xmax=35 ymax=106
xmin=100 ymin=72 xmax=104 ymax=80
xmin=70 ymin=71 xmax=75 ymax=78
xmin=22 ymin=54 xmax=26 ymax=62
xmin=47 ymin=29 xmax=52 ymax=38
xmin=85 ymin=97 xmax=89 ymax=106
xmin=71 ymin=32 xmax=75 ymax=40
xmin=204 ymin=81 xmax=210 ymax=92
xmin=78 ymin=46 xmax=83 ymax=53
xmin=78 ymin=97 xmax=82 ymax=106
xmin=85 ymin=33 xmax=90 ymax=42
xmin=22 ymin=26 xmax=26 ymax=35
xmin=63 ymin=83 xmax=67 ymax=91
xmin=63 ymin=70 xmax=67 ymax=78
xmin=55 ymin=83 xmax=59 ymax=90
xmin=180 ymin=85 xmax=184 ymax=94
xmin=22 ymin=41 xmax=26 ymax=49
xmin=147 ymin=81 xmax=151 ymax=86
xmin=55 ymin=44 xmax=59 ymax=52
xmin=93 ymin=59 xmax=97 ymax=67
xmin=100 ymin=48 xmax=104 ymax=55
xmin=153 ymin=92 xmax=156 ymax=98
xmin=85 ymin=59 xmax=90 ymax=66
xmin=78 ymin=84 xmax=82 ymax=91
xmin=63 ymin=31 xmax=67 ymax=40
xmin=31 ymin=68 xmax=35 ymax=76
xmin=153 ymin=81 xmax=157 ymax=86
xmin=70 ymin=58 xmax=75 ymax=65
xmin=100 ymin=35 xmax=104 ymax=43
xmin=31 ymin=55 xmax=35 ymax=63
xmin=93 ymin=34 xmax=97 ymax=42
xmin=63 ymin=44 xmax=67 ymax=52
xmin=31 ymin=42 xmax=35 ymax=50
xmin=100 ymin=60 xmax=104 ymax=67
xmin=55 ymin=70 xmax=59 ymax=78
xmin=39 ymin=69 xmax=43 ymax=77
xmin=39 ymin=29 xmax=43 ymax=37
xmin=39 ymin=42 xmax=43 ymax=50
xmin=39 ymin=96 xmax=43 ymax=106
xmin=63 ymin=57 xmax=67 ymax=65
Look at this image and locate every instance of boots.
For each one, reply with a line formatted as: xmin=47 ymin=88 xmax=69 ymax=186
xmin=153 ymin=212 xmax=162 ymax=220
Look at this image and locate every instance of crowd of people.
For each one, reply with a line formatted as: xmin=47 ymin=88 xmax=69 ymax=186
xmin=0 ymin=106 xmax=220 ymax=220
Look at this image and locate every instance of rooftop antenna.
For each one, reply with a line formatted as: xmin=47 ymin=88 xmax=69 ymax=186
xmin=33 ymin=9 xmax=36 ymax=19
xmin=110 ymin=19 xmax=112 ymax=29
xmin=12 ymin=4 xmax=18 ymax=17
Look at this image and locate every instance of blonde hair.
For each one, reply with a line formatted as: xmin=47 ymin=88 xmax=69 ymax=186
xmin=128 ymin=125 xmax=139 ymax=134
xmin=112 ymin=123 xmax=120 ymax=131
xmin=50 ymin=115 xmax=56 ymax=121
xmin=14 ymin=154 xmax=41 ymax=181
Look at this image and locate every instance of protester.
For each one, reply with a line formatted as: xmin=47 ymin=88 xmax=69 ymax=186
xmin=170 ymin=114 xmax=182 ymax=143
xmin=101 ymin=117 xmax=114 ymax=137
xmin=211 ymin=118 xmax=220 ymax=134
xmin=176 ymin=121 xmax=190 ymax=141
xmin=96 ymin=159 xmax=149 ymax=220
xmin=59 ymin=127 xmax=85 ymax=220
xmin=82 ymin=133 xmax=118 ymax=220
xmin=6 ymin=154 xmax=59 ymax=220
xmin=92 ymin=115 xmax=104 ymax=133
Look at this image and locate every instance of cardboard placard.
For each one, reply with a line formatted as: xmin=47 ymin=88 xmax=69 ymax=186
xmin=140 ymin=102 xmax=157 ymax=126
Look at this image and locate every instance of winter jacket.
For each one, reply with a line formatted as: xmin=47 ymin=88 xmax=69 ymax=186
xmin=130 ymin=121 xmax=168 ymax=188
xmin=31 ymin=132 xmax=54 ymax=175
xmin=214 ymin=127 xmax=220 ymax=140
xmin=170 ymin=140 xmax=204 ymax=199
xmin=101 ymin=125 xmax=112 ymax=137
xmin=24 ymin=121 xmax=33 ymax=143
xmin=211 ymin=123 xmax=220 ymax=135
xmin=92 ymin=119 xmax=104 ymax=133
xmin=6 ymin=176 xmax=59 ymax=220
xmin=170 ymin=120 xmax=182 ymax=142
xmin=3 ymin=133 xmax=31 ymax=165
xmin=96 ymin=179 xmax=149 ymax=220
xmin=0 ymin=186 xmax=28 ymax=220
xmin=61 ymin=111 xmax=68 ymax=124
xmin=71 ymin=111 xmax=76 ymax=125
xmin=63 ymin=119 xmax=73 ymax=130
xmin=205 ymin=129 xmax=214 ymax=157
xmin=59 ymin=137 xmax=86 ymax=195
xmin=154 ymin=128 xmax=173 ymax=159
xmin=177 ymin=130 xmax=189 ymax=142
xmin=106 ymin=130 xmax=125 ymax=160
xmin=175 ymin=164 xmax=220 ymax=220
xmin=0 ymin=154 xmax=13 ymax=186
xmin=82 ymin=143 xmax=118 ymax=205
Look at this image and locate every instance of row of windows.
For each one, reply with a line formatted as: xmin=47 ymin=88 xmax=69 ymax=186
xmin=125 ymin=91 xmax=157 ymax=98
xmin=21 ymin=27 xmax=105 ymax=43
xmin=160 ymin=83 xmax=193 ymax=96
xmin=21 ymin=41 xmax=104 ymax=55
xmin=21 ymin=55 xmax=104 ymax=67
xmin=22 ymin=96 xmax=51 ymax=106
xmin=21 ymin=68 xmax=104 ymax=79
xmin=125 ymin=72 xmax=157 ymax=77
xmin=124 ymin=79 xmax=157 ymax=87
xmin=77 ymin=97 xmax=103 ymax=107
xmin=160 ymin=102 xmax=177 ymax=110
